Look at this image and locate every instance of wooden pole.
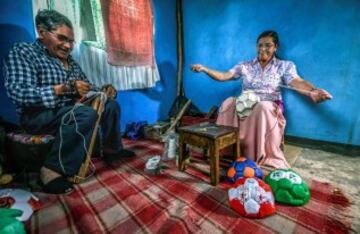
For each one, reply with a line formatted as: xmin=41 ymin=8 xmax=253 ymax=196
xmin=165 ymin=99 xmax=191 ymax=135
xmin=176 ymin=0 xmax=184 ymax=97
xmin=68 ymin=94 xmax=106 ymax=184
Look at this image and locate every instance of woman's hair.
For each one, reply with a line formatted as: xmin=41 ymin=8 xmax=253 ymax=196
xmin=35 ymin=9 xmax=73 ymax=31
xmin=257 ymin=30 xmax=279 ymax=47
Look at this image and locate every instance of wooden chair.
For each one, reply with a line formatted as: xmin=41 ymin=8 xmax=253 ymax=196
xmin=178 ymin=123 xmax=240 ymax=186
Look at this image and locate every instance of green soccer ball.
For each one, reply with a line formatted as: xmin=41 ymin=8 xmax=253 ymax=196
xmin=264 ymin=169 xmax=310 ymax=206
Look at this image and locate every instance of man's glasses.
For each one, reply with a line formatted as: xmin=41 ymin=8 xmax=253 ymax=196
xmin=257 ymin=43 xmax=275 ymax=50
xmin=48 ymin=31 xmax=75 ymax=45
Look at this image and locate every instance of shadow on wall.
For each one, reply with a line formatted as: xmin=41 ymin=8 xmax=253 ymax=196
xmin=139 ymin=61 xmax=177 ymax=121
xmin=0 ymin=24 xmax=34 ymax=124
xmin=116 ymin=61 xmax=176 ymax=130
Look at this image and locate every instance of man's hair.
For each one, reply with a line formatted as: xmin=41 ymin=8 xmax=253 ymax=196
xmin=35 ymin=9 xmax=73 ymax=31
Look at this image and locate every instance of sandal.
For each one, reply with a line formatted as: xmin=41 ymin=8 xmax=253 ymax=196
xmin=42 ymin=177 xmax=74 ymax=195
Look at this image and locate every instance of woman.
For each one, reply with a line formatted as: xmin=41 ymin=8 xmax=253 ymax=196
xmin=191 ymin=30 xmax=332 ymax=169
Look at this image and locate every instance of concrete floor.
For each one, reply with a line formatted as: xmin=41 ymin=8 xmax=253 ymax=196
xmin=288 ymin=145 xmax=360 ymax=232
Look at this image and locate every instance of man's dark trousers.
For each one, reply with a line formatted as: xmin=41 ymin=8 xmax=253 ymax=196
xmin=21 ymin=100 xmax=123 ymax=176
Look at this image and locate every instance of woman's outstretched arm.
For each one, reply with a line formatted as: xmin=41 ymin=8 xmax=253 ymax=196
xmin=289 ymin=77 xmax=333 ymax=103
xmin=191 ymin=64 xmax=234 ymax=81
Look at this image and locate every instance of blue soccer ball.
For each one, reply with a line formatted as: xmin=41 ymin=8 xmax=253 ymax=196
xmin=227 ymin=157 xmax=263 ymax=183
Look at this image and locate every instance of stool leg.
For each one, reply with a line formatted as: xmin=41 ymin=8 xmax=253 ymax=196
xmin=178 ymin=135 xmax=187 ymax=171
xmin=210 ymin=144 xmax=220 ymax=186
xmin=203 ymin=148 xmax=209 ymax=159
xmin=235 ymin=138 xmax=241 ymax=160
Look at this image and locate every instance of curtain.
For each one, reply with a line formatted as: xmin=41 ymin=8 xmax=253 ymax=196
xmin=100 ymin=0 xmax=155 ymax=66
xmin=73 ymin=44 xmax=159 ymax=90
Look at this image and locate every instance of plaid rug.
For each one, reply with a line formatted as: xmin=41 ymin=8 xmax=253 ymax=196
xmin=26 ymin=139 xmax=353 ymax=233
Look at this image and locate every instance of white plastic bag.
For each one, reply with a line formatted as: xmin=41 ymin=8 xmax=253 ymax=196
xmin=161 ymin=130 xmax=178 ymax=161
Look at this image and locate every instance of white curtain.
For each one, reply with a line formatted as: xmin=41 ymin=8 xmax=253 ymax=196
xmin=73 ymin=44 xmax=160 ymax=90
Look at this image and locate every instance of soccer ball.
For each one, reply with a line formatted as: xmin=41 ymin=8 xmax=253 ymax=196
xmin=264 ymin=169 xmax=310 ymax=206
xmin=227 ymin=157 xmax=263 ymax=183
xmin=228 ymin=177 xmax=276 ymax=218
xmin=236 ymin=90 xmax=260 ymax=118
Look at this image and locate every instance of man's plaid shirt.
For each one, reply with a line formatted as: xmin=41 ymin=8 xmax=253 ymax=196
xmin=4 ymin=39 xmax=89 ymax=114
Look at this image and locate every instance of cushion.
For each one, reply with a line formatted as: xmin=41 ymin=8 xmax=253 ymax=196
xmin=6 ymin=132 xmax=54 ymax=145
xmin=5 ymin=132 xmax=54 ymax=172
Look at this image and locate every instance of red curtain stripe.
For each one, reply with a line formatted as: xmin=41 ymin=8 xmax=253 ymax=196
xmin=100 ymin=0 xmax=155 ymax=67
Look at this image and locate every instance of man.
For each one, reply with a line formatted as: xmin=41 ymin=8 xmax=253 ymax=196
xmin=4 ymin=10 xmax=135 ymax=194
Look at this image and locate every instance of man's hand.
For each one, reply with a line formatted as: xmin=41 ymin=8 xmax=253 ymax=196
xmin=54 ymin=84 xmax=66 ymax=96
xmin=75 ymin=80 xmax=91 ymax=97
xmin=54 ymin=81 xmax=90 ymax=96
xmin=101 ymin=84 xmax=117 ymax=99
xmin=309 ymin=89 xmax=333 ymax=103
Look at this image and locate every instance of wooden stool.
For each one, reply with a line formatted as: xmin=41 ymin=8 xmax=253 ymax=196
xmin=178 ymin=123 xmax=240 ymax=185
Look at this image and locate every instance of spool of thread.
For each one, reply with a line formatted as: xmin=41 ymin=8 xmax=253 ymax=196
xmin=167 ymin=138 xmax=176 ymax=159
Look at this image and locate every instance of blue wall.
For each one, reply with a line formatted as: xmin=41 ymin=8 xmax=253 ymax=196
xmin=117 ymin=0 xmax=177 ymax=130
xmin=0 ymin=0 xmax=35 ymax=123
xmin=182 ymin=0 xmax=360 ymax=145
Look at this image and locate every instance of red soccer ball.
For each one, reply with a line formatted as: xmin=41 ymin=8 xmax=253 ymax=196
xmin=228 ymin=177 xmax=276 ymax=218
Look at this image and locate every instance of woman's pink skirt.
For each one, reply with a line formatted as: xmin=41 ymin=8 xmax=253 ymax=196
xmin=216 ymin=97 xmax=290 ymax=169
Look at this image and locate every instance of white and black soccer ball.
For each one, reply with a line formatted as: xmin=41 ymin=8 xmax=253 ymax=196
xmin=236 ymin=90 xmax=260 ymax=118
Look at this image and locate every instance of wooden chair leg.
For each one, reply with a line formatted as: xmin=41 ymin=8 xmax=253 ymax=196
xmin=235 ymin=138 xmax=241 ymax=160
xmin=178 ymin=135 xmax=187 ymax=171
xmin=203 ymin=148 xmax=209 ymax=159
xmin=210 ymin=144 xmax=220 ymax=186
xmin=280 ymin=136 xmax=285 ymax=151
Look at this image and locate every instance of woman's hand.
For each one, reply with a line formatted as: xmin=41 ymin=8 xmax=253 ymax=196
xmin=190 ymin=64 xmax=233 ymax=81
xmin=191 ymin=64 xmax=207 ymax=73
xmin=309 ymin=89 xmax=333 ymax=103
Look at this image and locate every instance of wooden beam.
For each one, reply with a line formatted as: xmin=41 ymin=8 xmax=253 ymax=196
xmin=176 ymin=0 xmax=184 ymax=96
xmin=165 ymin=99 xmax=191 ymax=134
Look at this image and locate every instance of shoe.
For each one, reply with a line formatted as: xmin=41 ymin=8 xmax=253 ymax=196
xmin=103 ymin=149 xmax=136 ymax=166
xmin=42 ymin=177 xmax=74 ymax=195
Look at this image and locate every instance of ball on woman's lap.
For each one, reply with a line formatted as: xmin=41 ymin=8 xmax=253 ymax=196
xmin=236 ymin=90 xmax=260 ymax=118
